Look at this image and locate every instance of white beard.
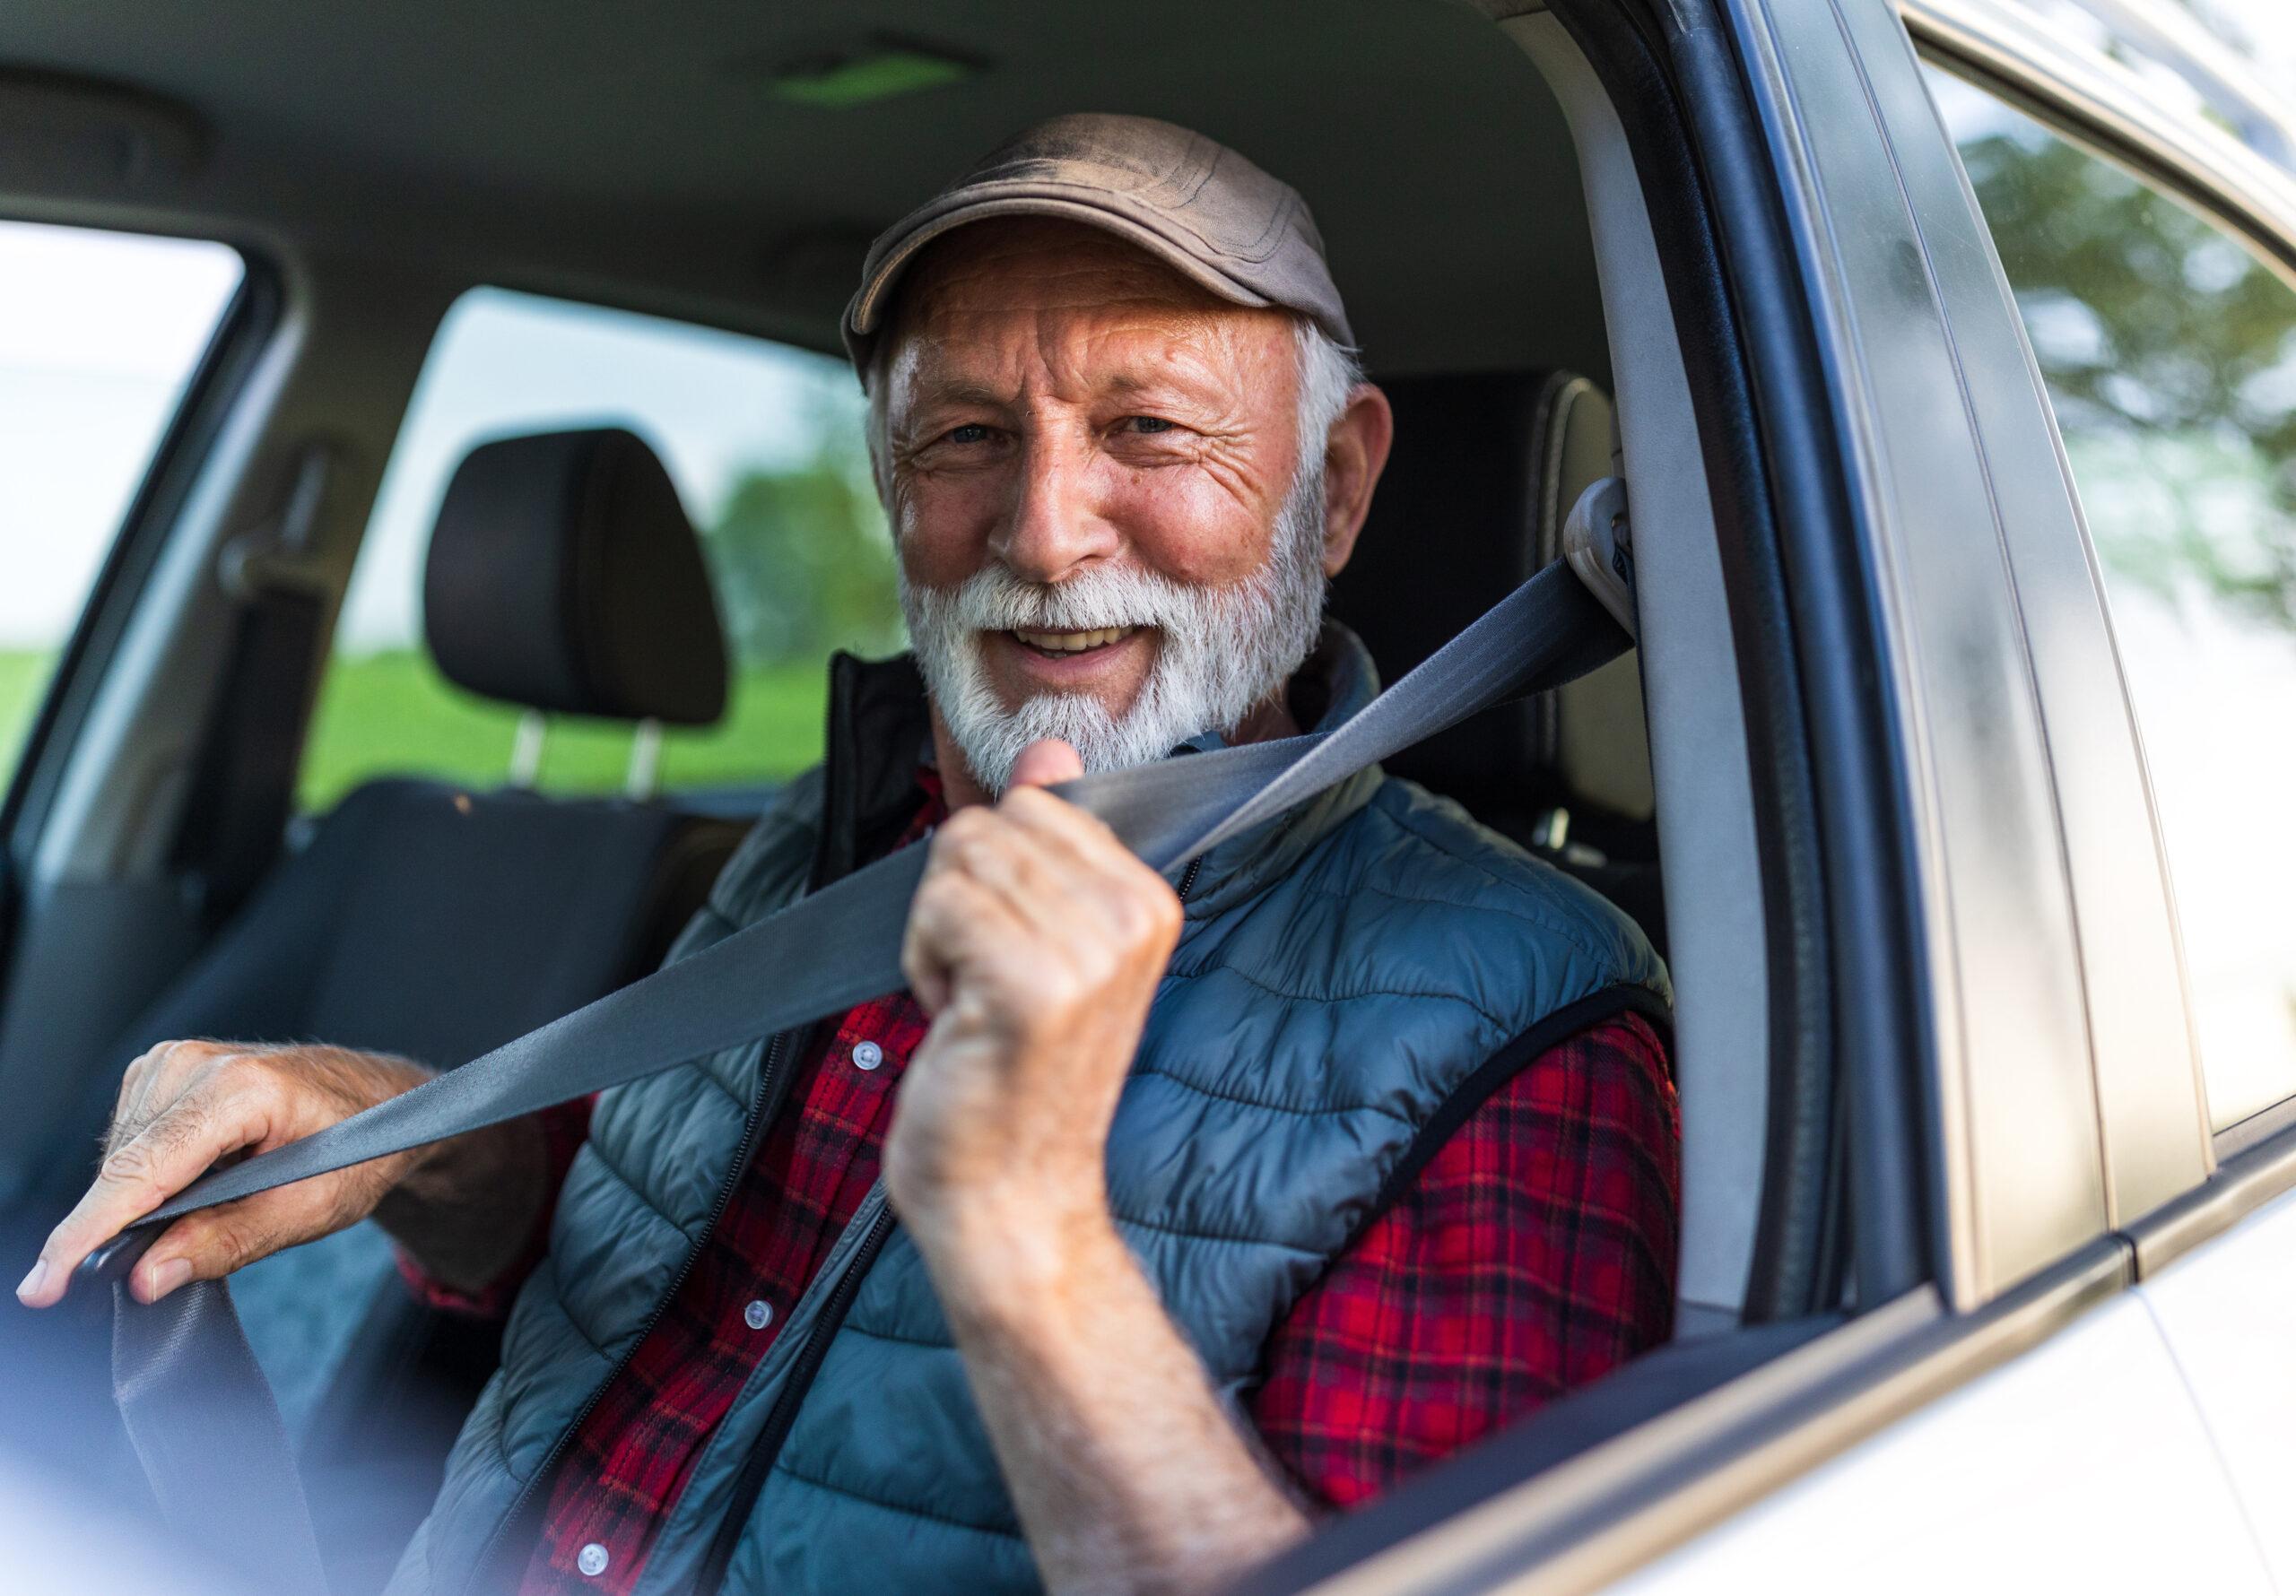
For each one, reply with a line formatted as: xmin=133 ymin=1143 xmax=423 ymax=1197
xmin=900 ymin=463 xmax=1329 ymax=796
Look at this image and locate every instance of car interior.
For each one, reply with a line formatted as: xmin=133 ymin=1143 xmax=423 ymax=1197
xmin=0 ymin=1 xmax=1824 ymax=1588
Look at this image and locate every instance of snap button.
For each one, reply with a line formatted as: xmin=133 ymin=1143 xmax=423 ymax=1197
xmin=578 ymin=1542 xmax=610 ymax=1578
xmin=744 ymin=1298 xmax=773 ymax=1331
xmin=852 ymin=1040 xmax=883 ymax=1071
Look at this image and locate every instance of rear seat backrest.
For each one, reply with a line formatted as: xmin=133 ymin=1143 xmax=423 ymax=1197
xmin=105 ymin=427 xmax=744 ymax=1596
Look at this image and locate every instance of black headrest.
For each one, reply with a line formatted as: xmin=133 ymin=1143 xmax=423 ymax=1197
xmin=423 ymin=428 xmax=728 ymax=724
xmin=1329 ymin=370 xmax=1615 ymax=814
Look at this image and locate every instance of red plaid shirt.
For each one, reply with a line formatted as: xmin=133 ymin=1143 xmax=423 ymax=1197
xmin=406 ymin=785 xmax=1678 ymax=1592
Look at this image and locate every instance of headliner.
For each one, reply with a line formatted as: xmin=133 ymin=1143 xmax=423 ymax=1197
xmin=0 ymin=0 xmax=1605 ymax=378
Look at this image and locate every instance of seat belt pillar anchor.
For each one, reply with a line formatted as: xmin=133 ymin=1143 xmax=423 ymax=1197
xmin=1562 ymin=475 xmax=1637 ymax=640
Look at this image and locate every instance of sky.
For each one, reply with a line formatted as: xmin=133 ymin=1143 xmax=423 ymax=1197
xmin=0 ymin=221 xmax=240 ymax=646
xmin=2182 ymin=0 xmax=2296 ymax=93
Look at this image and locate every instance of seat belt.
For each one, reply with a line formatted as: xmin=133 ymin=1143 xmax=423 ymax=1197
xmin=82 ymin=486 xmax=1640 ymax=1595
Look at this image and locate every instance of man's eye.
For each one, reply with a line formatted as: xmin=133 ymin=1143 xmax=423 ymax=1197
xmin=946 ymin=423 xmax=994 ymax=445
xmin=1123 ymin=416 xmax=1178 ymax=435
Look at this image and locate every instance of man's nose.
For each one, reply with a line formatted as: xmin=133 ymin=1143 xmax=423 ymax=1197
xmin=990 ymin=433 xmax=1121 ymax=584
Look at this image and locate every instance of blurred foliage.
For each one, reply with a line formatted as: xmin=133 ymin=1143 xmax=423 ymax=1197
xmin=1955 ymin=112 xmax=2296 ymax=629
xmin=699 ymin=431 xmax=904 ymax=667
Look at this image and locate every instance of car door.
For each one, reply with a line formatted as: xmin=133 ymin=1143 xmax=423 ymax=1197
xmin=1909 ymin=12 xmax=2296 ymax=1591
xmin=1622 ymin=1 xmax=2296 ymax=1587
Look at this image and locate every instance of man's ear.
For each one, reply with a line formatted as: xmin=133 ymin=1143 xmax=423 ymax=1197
xmin=1317 ymin=383 xmax=1395 ymax=578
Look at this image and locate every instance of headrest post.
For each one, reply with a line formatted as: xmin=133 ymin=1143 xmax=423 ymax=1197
xmin=509 ymin=710 xmax=547 ymax=789
xmin=625 ymin=718 xmax=664 ymax=802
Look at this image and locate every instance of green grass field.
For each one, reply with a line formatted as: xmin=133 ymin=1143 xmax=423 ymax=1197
xmin=0 ymin=652 xmax=52 ymax=782
xmin=1 ymin=648 xmax=832 ymax=811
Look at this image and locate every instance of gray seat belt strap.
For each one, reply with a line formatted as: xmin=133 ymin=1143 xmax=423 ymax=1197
xmin=84 ymin=546 xmax=1632 ymax=1594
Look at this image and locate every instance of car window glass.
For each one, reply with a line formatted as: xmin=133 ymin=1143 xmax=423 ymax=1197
xmin=1931 ymin=70 xmax=2296 ymax=1129
xmin=303 ymin=287 xmax=899 ymax=811
xmin=0 ymin=221 xmax=242 ymax=783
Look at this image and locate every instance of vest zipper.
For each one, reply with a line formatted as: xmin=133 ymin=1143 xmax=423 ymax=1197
xmin=1176 ymin=854 xmax=1205 ymax=903
xmin=462 ymin=1029 xmax=797 ymax=1596
xmin=691 ymin=1201 xmax=898 ymax=1596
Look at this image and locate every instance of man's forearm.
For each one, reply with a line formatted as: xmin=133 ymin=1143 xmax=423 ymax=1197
xmin=373 ymin=1113 xmax=552 ymax=1295
xmin=921 ymin=1205 xmax=1312 ymax=1596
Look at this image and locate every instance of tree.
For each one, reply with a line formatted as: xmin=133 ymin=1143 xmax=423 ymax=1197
xmin=1960 ymin=116 xmax=2296 ymax=630
xmin=700 ymin=432 xmax=904 ymax=667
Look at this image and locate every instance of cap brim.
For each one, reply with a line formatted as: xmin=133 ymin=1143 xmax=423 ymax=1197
xmin=844 ymin=189 xmax=1281 ymax=369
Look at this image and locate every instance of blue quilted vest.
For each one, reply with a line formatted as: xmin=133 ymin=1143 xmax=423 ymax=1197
xmin=388 ymin=626 xmax=1669 ymax=1596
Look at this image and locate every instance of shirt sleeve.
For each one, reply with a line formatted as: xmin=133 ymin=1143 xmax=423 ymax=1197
xmin=393 ymin=1094 xmax=596 ymax=1319
xmin=1247 ymin=1011 xmax=1679 ymax=1509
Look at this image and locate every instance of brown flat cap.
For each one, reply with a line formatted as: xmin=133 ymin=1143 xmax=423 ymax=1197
xmin=843 ymin=111 xmax=1352 ymax=374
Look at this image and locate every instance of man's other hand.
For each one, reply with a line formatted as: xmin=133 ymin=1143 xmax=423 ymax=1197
xmin=17 ymin=1040 xmax=433 ymax=1308
xmin=890 ymin=737 xmax=1182 ymax=1261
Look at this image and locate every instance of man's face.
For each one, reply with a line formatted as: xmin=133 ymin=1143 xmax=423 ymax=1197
xmin=879 ymin=219 xmax=1333 ymax=794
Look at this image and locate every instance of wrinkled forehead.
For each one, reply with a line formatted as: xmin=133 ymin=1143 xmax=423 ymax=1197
xmin=878 ymin=217 xmax=1290 ymax=394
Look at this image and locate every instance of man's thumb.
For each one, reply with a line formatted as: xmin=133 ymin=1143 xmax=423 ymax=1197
xmin=1008 ymin=738 xmax=1084 ymax=790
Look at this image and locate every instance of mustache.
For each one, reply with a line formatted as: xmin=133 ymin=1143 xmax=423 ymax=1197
xmin=916 ymin=563 xmax=1228 ymax=638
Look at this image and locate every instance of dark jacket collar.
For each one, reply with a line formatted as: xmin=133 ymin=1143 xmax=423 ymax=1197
xmin=819 ymin=621 xmax=1387 ymax=913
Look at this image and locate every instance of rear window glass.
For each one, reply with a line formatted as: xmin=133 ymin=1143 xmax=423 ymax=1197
xmin=302 ymin=287 xmax=899 ymax=811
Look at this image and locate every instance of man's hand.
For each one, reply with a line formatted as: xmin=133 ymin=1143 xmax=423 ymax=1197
xmin=16 ymin=1041 xmax=431 ymax=1307
xmin=890 ymin=737 xmax=1182 ymax=1257
xmin=18 ymin=1040 xmax=548 ymax=1308
xmin=890 ymin=740 xmax=1311 ymax=1595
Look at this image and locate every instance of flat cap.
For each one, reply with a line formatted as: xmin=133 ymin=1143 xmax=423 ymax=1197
xmin=844 ymin=111 xmax=1352 ymax=373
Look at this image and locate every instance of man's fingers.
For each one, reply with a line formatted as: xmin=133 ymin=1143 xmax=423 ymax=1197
xmin=134 ymin=1201 xmax=283 ymax=1303
xmin=1008 ymin=737 xmax=1084 ymax=790
xmin=902 ymin=865 xmax=1026 ymax=1015
xmin=20 ymin=1089 xmax=270 ymax=1308
xmin=103 ymin=1038 xmax=203 ymax=1159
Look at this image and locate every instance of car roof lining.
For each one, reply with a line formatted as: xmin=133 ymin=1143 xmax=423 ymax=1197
xmin=0 ymin=0 xmax=1608 ymax=383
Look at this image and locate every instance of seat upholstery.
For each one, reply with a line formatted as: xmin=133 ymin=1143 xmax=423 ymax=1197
xmin=105 ymin=427 xmax=744 ymax=1596
xmin=1330 ymin=370 xmax=1662 ymax=947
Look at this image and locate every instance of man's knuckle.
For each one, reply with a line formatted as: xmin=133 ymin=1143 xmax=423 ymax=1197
xmin=165 ymin=1039 xmax=221 ymax=1072
xmin=939 ymin=808 xmax=991 ymax=845
xmin=101 ymin=1136 xmax=158 ymax=1187
xmin=206 ymin=1214 xmax=265 ymax=1271
xmin=209 ymin=1049 xmax=264 ymax=1085
xmin=1111 ymin=885 xmax=1169 ymax=941
xmin=1144 ymin=884 xmax=1183 ymax=938
xmin=914 ymin=873 xmax=960 ymax=916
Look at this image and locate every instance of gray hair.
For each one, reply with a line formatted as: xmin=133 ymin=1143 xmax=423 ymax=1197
xmin=866 ymin=315 xmax=1363 ymax=510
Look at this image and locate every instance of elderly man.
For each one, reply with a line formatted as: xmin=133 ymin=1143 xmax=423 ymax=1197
xmin=22 ymin=116 xmax=1675 ymax=1594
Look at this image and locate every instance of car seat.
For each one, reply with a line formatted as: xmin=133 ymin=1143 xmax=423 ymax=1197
xmin=1328 ymin=369 xmax=1665 ymax=955
xmin=102 ymin=427 xmax=748 ymax=1595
